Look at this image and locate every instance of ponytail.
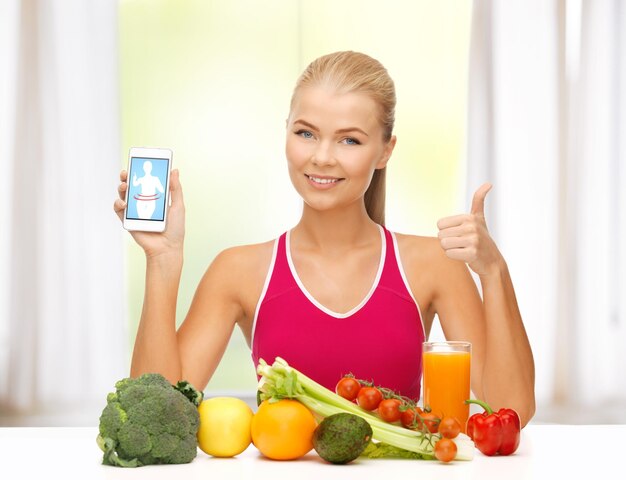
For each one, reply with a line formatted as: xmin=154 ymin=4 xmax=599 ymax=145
xmin=364 ymin=167 xmax=386 ymax=226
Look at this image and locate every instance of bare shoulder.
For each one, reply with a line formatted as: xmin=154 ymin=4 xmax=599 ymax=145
xmin=201 ymin=238 xmax=277 ymax=318
xmin=394 ymin=231 xmax=439 ymax=254
xmin=207 ymin=240 xmax=275 ymax=291
xmin=393 ymin=231 xmax=472 ymax=287
xmin=394 ymin=232 xmax=446 ymax=269
xmin=211 ymin=239 xmax=276 ymax=274
xmin=392 ymin=231 xmax=480 ymax=339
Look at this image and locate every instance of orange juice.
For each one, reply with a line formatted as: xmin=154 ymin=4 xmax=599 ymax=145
xmin=422 ymin=342 xmax=471 ymax=432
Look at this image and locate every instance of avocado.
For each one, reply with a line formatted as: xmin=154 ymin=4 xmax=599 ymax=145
xmin=313 ymin=413 xmax=373 ymax=464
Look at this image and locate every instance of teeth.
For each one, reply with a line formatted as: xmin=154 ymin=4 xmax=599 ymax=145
xmin=309 ymin=176 xmax=339 ymax=184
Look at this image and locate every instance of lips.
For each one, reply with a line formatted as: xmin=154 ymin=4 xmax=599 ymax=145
xmin=305 ymin=173 xmax=345 ymax=185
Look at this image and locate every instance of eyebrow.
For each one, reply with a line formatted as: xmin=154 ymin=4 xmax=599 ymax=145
xmin=294 ymin=119 xmax=369 ymax=137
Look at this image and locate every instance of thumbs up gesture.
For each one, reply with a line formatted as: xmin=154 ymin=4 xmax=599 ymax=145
xmin=437 ymin=183 xmax=503 ymax=276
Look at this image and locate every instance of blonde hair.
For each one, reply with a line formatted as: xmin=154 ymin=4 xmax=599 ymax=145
xmin=290 ymin=51 xmax=396 ymax=225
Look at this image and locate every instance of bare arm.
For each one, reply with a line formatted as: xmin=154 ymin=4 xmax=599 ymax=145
xmin=155 ymin=177 xmax=165 ymax=193
xmin=427 ymin=244 xmax=535 ymax=426
xmin=478 ymin=259 xmax=535 ymax=424
xmin=130 ymin=252 xmax=183 ymax=382
xmin=434 ymin=183 xmax=536 ymax=426
xmin=403 ymin=237 xmax=489 ymax=407
xmin=115 ymin=168 xmax=239 ymax=387
xmin=129 ymin=245 xmax=259 ymax=389
xmin=175 ymin=247 xmax=248 ymax=390
xmin=115 ymin=168 xmax=187 ymax=383
xmin=116 ymin=169 xmax=272 ymax=390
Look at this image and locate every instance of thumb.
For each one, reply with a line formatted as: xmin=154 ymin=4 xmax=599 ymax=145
xmin=470 ymin=182 xmax=493 ymax=216
xmin=169 ymin=169 xmax=184 ymax=205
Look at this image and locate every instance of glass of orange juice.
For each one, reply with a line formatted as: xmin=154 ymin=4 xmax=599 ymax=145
xmin=422 ymin=341 xmax=471 ymax=432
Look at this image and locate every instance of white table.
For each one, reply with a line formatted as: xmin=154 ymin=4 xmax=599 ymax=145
xmin=0 ymin=425 xmax=622 ymax=479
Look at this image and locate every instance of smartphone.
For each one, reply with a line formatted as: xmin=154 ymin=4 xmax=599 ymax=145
xmin=123 ymin=147 xmax=173 ymax=232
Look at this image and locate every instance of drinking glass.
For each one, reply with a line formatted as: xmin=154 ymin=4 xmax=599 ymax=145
xmin=422 ymin=341 xmax=471 ymax=431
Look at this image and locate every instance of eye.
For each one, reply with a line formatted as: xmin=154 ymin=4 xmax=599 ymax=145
xmin=342 ymin=137 xmax=361 ymax=145
xmin=295 ymin=129 xmax=314 ymax=139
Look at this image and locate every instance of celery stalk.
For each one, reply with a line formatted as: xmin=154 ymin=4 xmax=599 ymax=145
xmin=256 ymin=357 xmax=474 ymax=461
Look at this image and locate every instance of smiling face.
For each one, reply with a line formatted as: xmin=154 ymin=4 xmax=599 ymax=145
xmin=286 ymin=86 xmax=396 ymax=214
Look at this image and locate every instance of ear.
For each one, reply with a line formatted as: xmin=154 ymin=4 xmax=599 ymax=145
xmin=376 ymin=135 xmax=397 ymax=169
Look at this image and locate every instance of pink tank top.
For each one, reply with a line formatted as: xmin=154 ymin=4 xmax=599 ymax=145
xmin=251 ymin=225 xmax=425 ymax=400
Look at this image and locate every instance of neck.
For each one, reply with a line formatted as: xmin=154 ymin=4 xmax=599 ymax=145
xmin=292 ymin=200 xmax=380 ymax=250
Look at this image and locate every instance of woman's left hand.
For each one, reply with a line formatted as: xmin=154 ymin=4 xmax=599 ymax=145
xmin=436 ymin=183 xmax=503 ymax=277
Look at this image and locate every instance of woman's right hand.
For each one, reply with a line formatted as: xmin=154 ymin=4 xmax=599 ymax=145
xmin=113 ymin=168 xmax=185 ymax=258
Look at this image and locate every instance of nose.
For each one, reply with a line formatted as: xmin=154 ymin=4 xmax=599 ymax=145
xmin=312 ymin=140 xmax=337 ymax=167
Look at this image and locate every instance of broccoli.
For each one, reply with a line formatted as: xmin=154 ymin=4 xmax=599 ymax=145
xmin=96 ymin=373 xmax=204 ymax=467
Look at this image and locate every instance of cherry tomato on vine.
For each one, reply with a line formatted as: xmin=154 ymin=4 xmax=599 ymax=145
xmin=356 ymin=386 xmax=383 ymax=411
xmin=400 ymin=407 xmax=424 ymax=429
xmin=400 ymin=408 xmax=419 ymax=428
xmin=335 ymin=377 xmax=361 ymax=401
xmin=438 ymin=417 xmax=462 ymax=439
xmin=434 ymin=438 xmax=457 ymax=463
xmin=421 ymin=412 xmax=441 ymax=433
xmin=378 ymin=398 xmax=402 ymax=422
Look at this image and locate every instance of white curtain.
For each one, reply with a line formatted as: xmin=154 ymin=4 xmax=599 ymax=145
xmin=568 ymin=0 xmax=626 ymax=404
xmin=0 ymin=0 xmax=126 ymax=417
xmin=468 ymin=0 xmax=626 ymax=412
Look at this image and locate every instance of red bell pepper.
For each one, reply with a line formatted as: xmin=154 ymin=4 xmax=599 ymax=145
xmin=464 ymin=399 xmax=521 ymax=456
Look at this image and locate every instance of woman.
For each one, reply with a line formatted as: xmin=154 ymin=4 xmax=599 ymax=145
xmin=114 ymin=51 xmax=535 ymax=426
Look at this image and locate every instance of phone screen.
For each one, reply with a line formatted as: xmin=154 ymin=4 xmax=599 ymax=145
xmin=125 ymin=156 xmax=170 ymax=222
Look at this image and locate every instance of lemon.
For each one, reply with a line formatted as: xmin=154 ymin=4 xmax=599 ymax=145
xmin=197 ymin=397 xmax=254 ymax=457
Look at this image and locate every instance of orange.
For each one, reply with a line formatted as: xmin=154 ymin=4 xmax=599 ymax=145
xmin=250 ymin=399 xmax=317 ymax=460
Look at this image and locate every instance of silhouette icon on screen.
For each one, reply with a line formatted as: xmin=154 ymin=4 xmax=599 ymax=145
xmin=133 ymin=161 xmax=164 ymax=219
